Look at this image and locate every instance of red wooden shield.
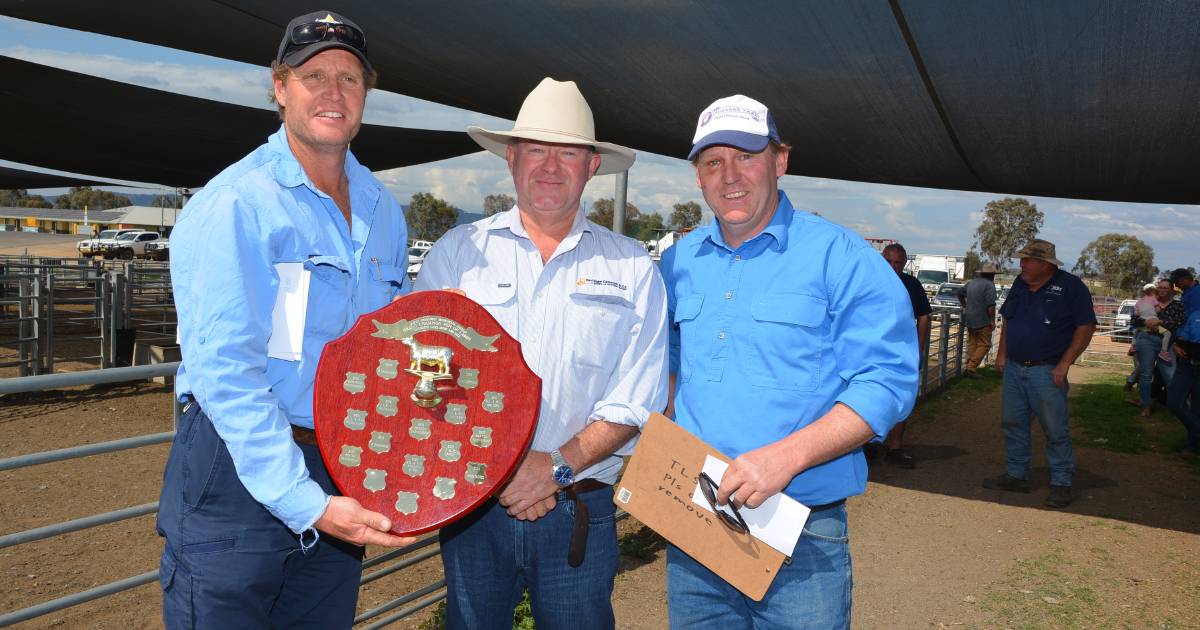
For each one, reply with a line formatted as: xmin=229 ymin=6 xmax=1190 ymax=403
xmin=314 ymin=290 xmax=540 ymax=536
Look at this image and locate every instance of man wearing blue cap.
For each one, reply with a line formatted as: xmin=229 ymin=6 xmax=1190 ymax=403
xmin=159 ymin=11 xmax=414 ymax=628
xmin=659 ymin=95 xmax=919 ymax=628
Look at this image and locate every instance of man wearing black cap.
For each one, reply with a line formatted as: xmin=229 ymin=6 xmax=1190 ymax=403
xmin=158 ymin=11 xmax=413 ymax=627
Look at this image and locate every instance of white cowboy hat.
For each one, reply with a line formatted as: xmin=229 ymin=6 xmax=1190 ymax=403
xmin=467 ymin=78 xmax=635 ymax=176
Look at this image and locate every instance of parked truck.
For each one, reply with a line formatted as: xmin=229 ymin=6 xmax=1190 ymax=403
xmin=914 ymin=254 xmax=967 ymax=295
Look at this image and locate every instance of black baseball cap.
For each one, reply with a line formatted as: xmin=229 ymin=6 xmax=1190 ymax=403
xmin=276 ymin=11 xmax=371 ymax=73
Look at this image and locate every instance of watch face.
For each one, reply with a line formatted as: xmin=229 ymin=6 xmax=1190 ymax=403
xmin=553 ymin=465 xmax=574 ymax=487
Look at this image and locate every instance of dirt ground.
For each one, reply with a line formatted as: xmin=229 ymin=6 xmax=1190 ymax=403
xmin=2 ymin=358 xmax=1198 ymax=628
xmin=0 ymin=232 xmax=85 ymax=258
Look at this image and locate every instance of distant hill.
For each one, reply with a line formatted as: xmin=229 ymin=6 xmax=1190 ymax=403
xmin=456 ymin=211 xmax=483 ymax=226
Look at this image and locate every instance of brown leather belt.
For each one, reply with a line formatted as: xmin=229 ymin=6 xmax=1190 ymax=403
xmin=291 ymin=425 xmax=319 ymax=446
xmin=560 ymin=479 xmax=611 ymax=567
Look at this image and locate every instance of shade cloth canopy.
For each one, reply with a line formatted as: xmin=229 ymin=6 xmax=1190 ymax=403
xmin=0 ymin=55 xmax=480 ymax=188
xmin=4 ymin=1 xmax=1200 ymax=202
xmin=0 ymin=165 xmax=112 ymax=190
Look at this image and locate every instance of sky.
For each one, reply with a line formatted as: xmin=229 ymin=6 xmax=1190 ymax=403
xmin=2 ymin=15 xmax=1197 ymax=272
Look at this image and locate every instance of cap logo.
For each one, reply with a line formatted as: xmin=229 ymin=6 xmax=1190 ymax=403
xmin=317 ymin=13 xmax=342 ymax=24
xmin=700 ymin=111 xmax=713 ymax=125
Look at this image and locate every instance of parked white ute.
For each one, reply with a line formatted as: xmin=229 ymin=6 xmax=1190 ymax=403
xmin=101 ymin=231 xmax=161 ymax=260
xmin=77 ymin=228 xmax=139 ymax=258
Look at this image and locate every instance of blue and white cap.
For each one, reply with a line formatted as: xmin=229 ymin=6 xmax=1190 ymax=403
xmin=688 ymin=95 xmax=780 ymax=160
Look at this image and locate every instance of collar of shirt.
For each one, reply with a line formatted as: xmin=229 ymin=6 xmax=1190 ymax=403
xmin=701 ymin=190 xmax=794 ymax=255
xmin=487 ymin=205 xmax=594 ymax=255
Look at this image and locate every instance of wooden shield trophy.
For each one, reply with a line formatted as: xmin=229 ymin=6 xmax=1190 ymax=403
xmin=314 ymin=290 xmax=541 ymax=536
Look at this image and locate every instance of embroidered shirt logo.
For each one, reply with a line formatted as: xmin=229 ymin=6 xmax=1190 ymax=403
xmin=576 ymin=278 xmax=628 ymax=291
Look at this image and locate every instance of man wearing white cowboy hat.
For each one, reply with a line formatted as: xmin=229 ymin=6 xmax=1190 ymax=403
xmin=985 ymin=238 xmax=1096 ymax=508
xmin=415 ymin=78 xmax=667 ymax=630
xmin=959 ymin=261 xmax=1002 ymax=378
xmin=660 ymin=95 xmax=918 ymax=628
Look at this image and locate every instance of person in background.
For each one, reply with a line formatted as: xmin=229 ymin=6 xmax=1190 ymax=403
xmin=959 ymin=263 xmax=1000 ymax=378
xmin=1167 ymin=268 xmax=1199 ymax=454
xmin=880 ymin=242 xmax=930 ymax=468
xmin=984 ymin=239 xmax=1096 ymax=509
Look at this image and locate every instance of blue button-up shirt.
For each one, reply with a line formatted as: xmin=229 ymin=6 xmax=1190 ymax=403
xmin=171 ymin=127 xmax=410 ymax=533
xmin=415 ymin=207 xmax=668 ymax=484
xmin=660 ymin=192 xmax=918 ymax=506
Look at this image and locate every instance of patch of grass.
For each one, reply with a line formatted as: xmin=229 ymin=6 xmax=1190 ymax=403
xmin=416 ymin=590 xmax=536 ymax=629
xmin=618 ymin=525 xmax=665 ymax=560
xmin=981 ymin=548 xmax=1104 ymax=629
xmin=914 ymin=367 xmax=1003 ymax=421
xmin=1069 ymin=374 xmax=1200 ymax=474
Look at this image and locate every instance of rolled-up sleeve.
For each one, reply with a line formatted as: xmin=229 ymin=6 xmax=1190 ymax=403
xmin=828 ymin=246 xmax=920 ymax=439
xmin=173 ymin=187 xmax=328 ymax=533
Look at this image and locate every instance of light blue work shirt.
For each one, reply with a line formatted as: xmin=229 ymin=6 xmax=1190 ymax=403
xmin=171 ymin=126 xmax=410 ymax=533
xmin=660 ymin=191 xmax=918 ymax=506
xmin=415 ymin=207 xmax=668 ymax=484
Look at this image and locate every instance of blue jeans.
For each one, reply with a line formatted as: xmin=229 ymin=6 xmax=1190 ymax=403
xmin=1135 ymin=331 xmax=1175 ymax=407
xmin=1167 ymin=358 xmax=1200 ymax=449
xmin=439 ymin=485 xmax=619 ymax=630
xmin=666 ymin=503 xmax=852 ymax=629
xmin=1001 ymin=363 xmax=1075 ymax=486
xmin=157 ymin=405 xmax=364 ymax=629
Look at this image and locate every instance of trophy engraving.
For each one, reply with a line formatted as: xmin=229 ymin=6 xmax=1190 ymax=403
xmin=376 ymin=358 xmax=400 ymax=380
xmin=343 ymin=372 xmax=367 ymax=394
xmin=457 ymin=368 xmax=480 ymax=389
xmin=376 ymin=395 xmax=399 ymax=417
xmin=445 ymin=403 xmax=467 ymax=425
xmin=465 ymin=462 xmax=487 ymax=485
xmin=363 ymin=468 xmax=387 ymax=493
xmin=409 ymin=418 xmax=432 ymax=441
xmin=402 ymin=454 xmax=426 ymax=477
xmin=438 ymin=440 xmax=462 ymax=463
xmin=339 ymin=445 xmax=363 ymax=467
xmin=470 ymin=426 xmax=493 ymax=448
xmin=434 ymin=477 xmax=457 ymax=500
xmin=482 ymin=391 xmax=505 ymax=413
xmin=343 ymin=408 xmax=367 ymax=431
xmin=368 ymin=431 xmax=392 ymax=454
xmin=395 ymin=491 xmax=419 ymax=515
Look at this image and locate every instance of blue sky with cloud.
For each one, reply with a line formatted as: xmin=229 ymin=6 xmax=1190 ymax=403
xmin=2 ymin=15 xmax=1196 ymax=272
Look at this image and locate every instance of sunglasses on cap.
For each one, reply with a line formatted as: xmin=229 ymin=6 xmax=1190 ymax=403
xmin=286 ymin=20 xmax=367 ymax=56
xmin=697 ymin=472 xmax=749 ymax=534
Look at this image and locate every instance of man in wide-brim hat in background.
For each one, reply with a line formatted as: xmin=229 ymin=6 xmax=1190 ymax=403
xmin=986 ymin=239 xmax=1096 ymax=509
xmin=415 ymin=78 xmax=668 ymax=630
xmin=960 ymin=261 xmax=1002 ymax=378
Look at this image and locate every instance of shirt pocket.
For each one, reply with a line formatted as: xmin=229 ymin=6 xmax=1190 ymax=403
xmin=302 ymin=255 xmax=352 ymax=339
xmin=364 ymin=258 xmax=407 ymax=311
xmin=568 ymin=286 xmax=635 ymax=371
xmin=673 ymin=294 xmax=704 ymax=383
xmin=744 ymin=293 xmax=826 ymax=391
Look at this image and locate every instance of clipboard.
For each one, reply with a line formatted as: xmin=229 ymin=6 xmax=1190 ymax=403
xmin=614 ymin=413 xmax=788 ymax=601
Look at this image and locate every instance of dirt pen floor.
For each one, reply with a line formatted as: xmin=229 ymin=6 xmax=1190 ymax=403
xmin=3 ymin=361 xmax=1198 ymax=629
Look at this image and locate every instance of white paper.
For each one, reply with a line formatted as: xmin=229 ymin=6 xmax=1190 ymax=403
xmin=267 ymin=262 xmax=310 ymax=361
xmin=691 ymin=455 xmax=811 ymax=557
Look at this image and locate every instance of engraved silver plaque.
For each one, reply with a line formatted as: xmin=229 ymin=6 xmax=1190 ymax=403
xmin=402 ymin=454 xmax=426 ymax=477
xmin=438 ymin=440 xmax=462 ymax=463
xmin=376 ymin=358 xmax=400 ymax=380
xmin=368 ymin=431 xmax=392 ymax=454
xmin=465 ymin=462 xmax=487 ymax=485
xmin=445 ymin=403 xmax=467 ymax=425
xmin=470 ymin=426 xmax=493 ymax=448
xmin=376 ymin=395 xmax=399 ymax=417
xmin=457 ymin=368 xmax=480 ymax=389
xmin=433 ymin=476 xmax=457 ymax=500
xmin=343 ymin=372 xmax=367 ymax=394
xmin=409 ymin=418 xmax=432 ymax=441
xmin=343 ymin=408 xmax=367 ymax=431
xmin=339 ymin=445 xmax=363 ymax=467
xmin=363 ymin=468 xmax=387 ymax=493
xmin=482 ymin=391 xmax=505 ymax=413
xmin=395 ymin=491 xmax=419 ymax=515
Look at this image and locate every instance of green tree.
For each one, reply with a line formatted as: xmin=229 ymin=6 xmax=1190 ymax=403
xmin=971 ymin=197 xmax=1043 ymax=267
xmin=1073 ymin=233 xmax=1157 ymax=292
xmin=634 ymin=212 xmax=666 ymax=242
xmin=407 ymin=192 xmax=459 ymax=242
xmin=0 ymin=189 xmax=51 ymax=208
xmin=586 ymin=197 xmax=641 ymax=236
xmin=53 ymin=186 xmax=132 ymax=210
xmin=482 ymin=193 xmax=515 ymax=217
xmin=668 ymin=201 xmax=702 ymax=231
xmin=963 ymin=248 xmax=982 ymax=277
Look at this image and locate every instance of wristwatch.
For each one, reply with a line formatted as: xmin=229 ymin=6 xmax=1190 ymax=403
xmin=550 ymin=449 xmax=575 ymax=488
